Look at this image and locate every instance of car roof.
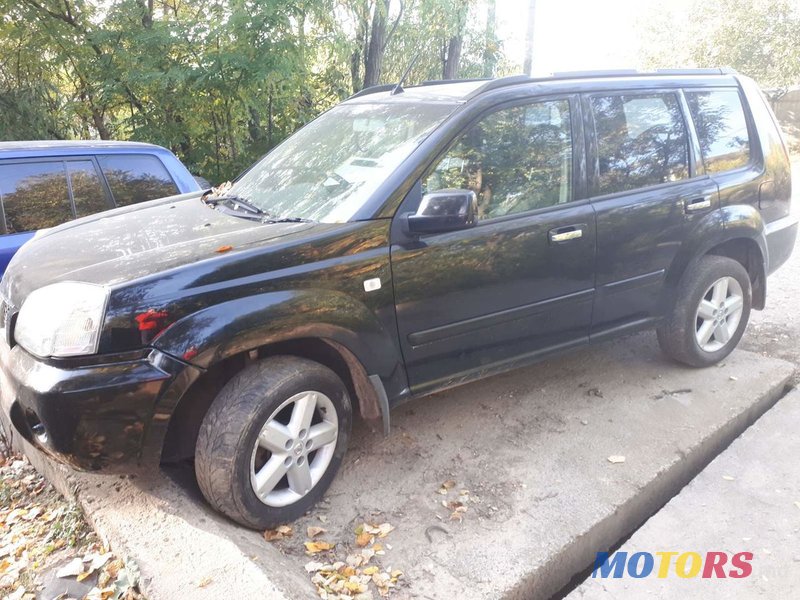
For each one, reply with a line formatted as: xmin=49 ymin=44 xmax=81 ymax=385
xmin=345 ymin=68 xmax=742 ymax=105
xmin=0 ymin=140 xmax=172 ymax=158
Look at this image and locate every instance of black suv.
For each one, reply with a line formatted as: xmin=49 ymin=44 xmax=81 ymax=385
xmin=0 ymin=69 xmax=795 ymax=528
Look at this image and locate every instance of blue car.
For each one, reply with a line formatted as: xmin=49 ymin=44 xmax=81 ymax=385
xmin=0 ymin=141 xmax=202 ymax=274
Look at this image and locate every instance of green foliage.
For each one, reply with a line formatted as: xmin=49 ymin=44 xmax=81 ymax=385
xmin=0 ymin=0 xmax=506 ymax=182
xmin=640 ymin=0 xmax=800 ymax=87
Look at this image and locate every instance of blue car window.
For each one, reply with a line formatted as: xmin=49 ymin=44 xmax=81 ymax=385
xmin=0 ymin=161 xmax=73 ymax=233
xmin=98 ymin=154 xmax=179 ymax=207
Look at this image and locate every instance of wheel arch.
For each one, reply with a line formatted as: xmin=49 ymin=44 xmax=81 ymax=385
xmin=666 ymin=207 xmax=768 ymax=311
xmin=150 ymin=289 xmax=402 ymax=463
xmin=158 ymin=336 xmax=388 ymax=464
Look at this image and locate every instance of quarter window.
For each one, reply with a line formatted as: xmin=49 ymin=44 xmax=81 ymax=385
xmin=98 ymin=154 xmax=179 ymax=207
xmin=424 ymin=100 xmax=573 ymax=220
xmin=592 ymin=93 xmax=689 ymax=195
xmin=0 ymin=161 xmax=73 ymax=233
xmin=686 ymin=90 xmax=750 ymax=173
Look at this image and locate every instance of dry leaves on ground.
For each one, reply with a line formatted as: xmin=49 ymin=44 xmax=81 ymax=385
xmin=304 ymin=520 xmax=403 ymax=599
xmin=0 ymin=454 xmax=144 ymax=600
xmin=435 ymin=480 xmax=471 ymax=522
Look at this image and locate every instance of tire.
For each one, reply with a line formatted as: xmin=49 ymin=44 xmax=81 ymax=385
xmin=657 ymin=255 xmax=752 ymax=367
xmin=195 ymin=356 xmax=352 ymax=529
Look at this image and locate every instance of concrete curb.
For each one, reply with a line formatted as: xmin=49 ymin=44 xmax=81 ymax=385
xmin=568 ymin=387 xmax=800 ymax=599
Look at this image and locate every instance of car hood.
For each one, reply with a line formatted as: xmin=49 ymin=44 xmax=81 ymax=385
xmin=1 ymin=194 xmax=315 ymax=304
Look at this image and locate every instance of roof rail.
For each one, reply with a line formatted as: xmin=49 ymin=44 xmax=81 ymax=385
xmin=419 ymin=77 xmax=491 ymax=87
xmin=348 ymin=83 xmax=397 ymax=99
xmin=464 ymin=75 xmax=534 ymax=100
xmin=550 ymin=67 xmax=737 ymax=79
xmin=349 ymin=78 xmax=492 ymax=100
xmin=347 ymin=68 xmax=738 ymax=101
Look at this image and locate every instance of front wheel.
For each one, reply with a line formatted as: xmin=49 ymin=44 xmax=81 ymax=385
xmin=195 ymin=356 xmax=352 ymax=529
xmin=657 ymin=255 xmax=752 ymax=367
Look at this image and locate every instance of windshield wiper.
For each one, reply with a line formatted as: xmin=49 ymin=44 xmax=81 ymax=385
xmin=203 ymin=192 xmax=267 ymax=217
xmin=263 ymin=216 xmax=313 ymax=224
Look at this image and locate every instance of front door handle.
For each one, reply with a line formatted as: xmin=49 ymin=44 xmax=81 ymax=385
xmin=685 ymin=197 xmax=712 ymax=212
xmin=549 ymin=226 xmax=583 ymax=243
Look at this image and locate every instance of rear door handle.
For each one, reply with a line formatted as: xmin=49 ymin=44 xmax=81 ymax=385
xmin=549 ymin=225 xmax=583 ymax=243
xmin=685 ymin=197 xmax=712 ymax=212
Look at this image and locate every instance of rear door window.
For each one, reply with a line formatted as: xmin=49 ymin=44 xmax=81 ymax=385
xmin=66 ymin=160 xmax=111 ymax=217
xmin=591 ymin=92 xmax=689 ymax=195
xmin=98 ymin=154 xmax=179 ymax=206
xmin=685 ymin=89 xmax=750 ymax=173
xmin=0 ymin=161 xmax=73 ymax=233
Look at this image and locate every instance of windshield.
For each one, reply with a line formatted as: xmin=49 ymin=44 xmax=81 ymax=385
xmin=228 ymin=102 xmax=454 ymax=222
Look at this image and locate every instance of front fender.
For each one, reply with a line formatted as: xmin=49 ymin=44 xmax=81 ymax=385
xmin=151 ymin=288 xmax=401 ymax=378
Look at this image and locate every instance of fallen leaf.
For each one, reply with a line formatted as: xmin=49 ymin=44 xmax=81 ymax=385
xmin=85 ymin=552 xmax=113 ymax=573
xmin=363 ymin=566 xmax=380 ymax=575
xmin=607 ymin=455 xmax=626 ymax=464
xmin=304 ymin=561 xmax=324 ymax=573
xmin=198 ymin=577 xmax=212 ymax=588
xmin=304 ymin=541 xmax=335 ymax=554
xmin=22 ymin=507 xmax=41 ymax=521
xmin=264 ymin=525 xmax=293 ymax=541
xmin=215 ymin=245 xmax=233 ymax=253
xmin=6 ymin=586 xmax=25 ymax=600
xmin=437 ymin=479 xmax=457 ymax=494
xmin=56 ymin=557 xmax=85 ymax=578
xmin=355 ymin=532 xmax=372 ymax=547
xmin=307 ymin=526 xmax=326 ymax=539
xmin=722 ymin=475 xmax=735 ymax=481
xmin=339 ymin=565 xmax=356 ymax=577
xmin=345 ymin=580 xmax=367 ymax=593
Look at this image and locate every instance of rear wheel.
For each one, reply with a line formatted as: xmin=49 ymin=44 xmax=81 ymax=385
xmin=657 ymin=255 xmax=751 ymax=367
xmin=195 ymin=356 xmax=351 ymax=529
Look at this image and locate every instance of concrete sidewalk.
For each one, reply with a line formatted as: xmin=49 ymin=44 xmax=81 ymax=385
xmin=16 ymin=333 xmax=795 ymax=600
xmin=569 ymin=388 xmax=800 ymax=600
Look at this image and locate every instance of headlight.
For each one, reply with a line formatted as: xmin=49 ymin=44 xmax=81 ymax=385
xmin=15 ymin=282 xmax=108 ymax=358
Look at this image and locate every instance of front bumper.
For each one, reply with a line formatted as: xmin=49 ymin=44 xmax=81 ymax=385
xmin=0 ymin=342 xmax=196 ymax=471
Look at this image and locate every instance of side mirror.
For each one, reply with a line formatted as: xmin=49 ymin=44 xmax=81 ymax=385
xmin=406 ymin=189 xmax=477 ymax=234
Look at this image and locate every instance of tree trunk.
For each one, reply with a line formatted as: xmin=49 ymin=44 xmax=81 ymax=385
xmin=363 ymin=0 xmax=391 ymax=88
xmin=523 ymin=0 xmax=537 ymax=76
xmin=483 ymin=0 xmax=497 ymax=78
xmin=442 ymin=0 xmax=468 ymax=80
xmin=91 ymin=108 xmax=110 ymax=140
xmin=443 ymin=36 xmax=462 ymax=80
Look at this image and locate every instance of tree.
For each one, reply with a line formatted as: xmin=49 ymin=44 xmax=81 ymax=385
xmin=0 ymin=0 xmax=510 ymax=181
xmin=523 ymin=0 xmax=536 ymax=76
xmin=639 ymin=0 xmax=800 ymax=87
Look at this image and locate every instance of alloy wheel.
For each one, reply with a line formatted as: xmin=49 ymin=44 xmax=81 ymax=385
xmin=249 ymin=391 xmax=338 ymax=507
xmin=694 ymin=276 xmax=744 ymax=353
